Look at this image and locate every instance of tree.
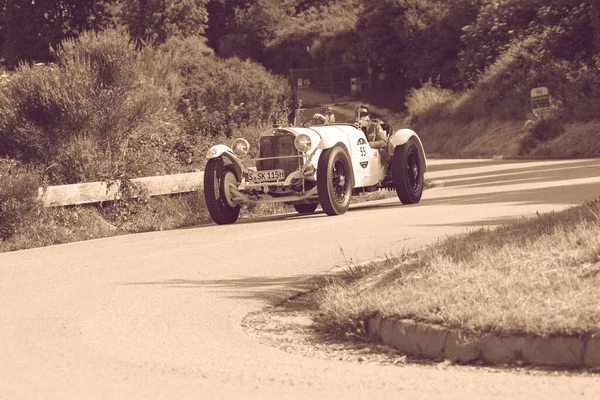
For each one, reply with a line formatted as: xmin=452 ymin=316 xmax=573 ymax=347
xmin=459 ymin=0 xmax=596 ymax=86
xmin=0 ymin=0 xmax=116 ymax=68
xmin=592 ymin=0 xmax=600 ymax=50
xmin=262 ymin=0 xmax=361 ymax=73
xmin=205 ymin=0 xmax=251 ymax=52
xmin=211 ymin=0 xmax=296 ymax=61
xmin=356 ymin=0 xmax=480 ymax=90
xmin=119 ymin=0 xmax=209 ymax=47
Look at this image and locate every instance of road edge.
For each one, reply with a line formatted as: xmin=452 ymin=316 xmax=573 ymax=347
xmin=367 ymin=316 xmax=600 ymax=368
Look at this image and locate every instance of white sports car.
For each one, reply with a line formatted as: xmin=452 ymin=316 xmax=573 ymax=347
xmin=203 ymin=120 xmax=426 ymax=224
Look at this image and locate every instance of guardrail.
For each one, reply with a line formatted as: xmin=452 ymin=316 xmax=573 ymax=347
xmin=38 ymin=171 xmax=204 ymax=208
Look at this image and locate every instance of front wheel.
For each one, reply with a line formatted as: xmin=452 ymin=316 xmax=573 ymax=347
xmin=204 ymin=159 xmax=241 ymax=224
xmin=393 ymin=138 xmax=424 ymax=204
xmin=317 ymin=146 xmax=353 ymax=215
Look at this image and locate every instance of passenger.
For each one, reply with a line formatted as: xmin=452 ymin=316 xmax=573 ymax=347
xmin=324 ymin=106 xmax=335 ymax=124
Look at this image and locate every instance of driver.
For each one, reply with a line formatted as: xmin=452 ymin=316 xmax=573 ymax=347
xmin=356 ymin=105 xmax=388 ymax=163
xmin=356 ymin=105 xmax=393 ymax=182
xmin=312 ymin=113 xmax=327 ymax=125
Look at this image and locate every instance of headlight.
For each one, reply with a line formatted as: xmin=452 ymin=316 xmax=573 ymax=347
xmin=231 ymin=138 xmax=250 ymax=157
xmin=294 ymin=134 xmax=312 ymax=153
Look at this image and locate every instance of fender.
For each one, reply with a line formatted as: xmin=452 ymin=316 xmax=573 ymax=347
xmin=206 ymin=145 xmax=244 ymax=178
xmin=317 ymin=135 xmax=351 ymax=154
xmin=390 ymin=129 xmax=427 ymax=171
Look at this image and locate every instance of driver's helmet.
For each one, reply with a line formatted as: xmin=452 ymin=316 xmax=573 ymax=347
xmin=325 ymin=106 xmax=334 ymax=115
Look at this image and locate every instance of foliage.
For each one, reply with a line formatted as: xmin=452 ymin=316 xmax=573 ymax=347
xmin=407 ymin=26 xmax=600 ymax=123
xmin=141 ymin=35 xmax=214 ymax=103
xmin=528 ymin=120 xmax=600 ymax=158
xmin=0 ymin=158 xmax=43 ymax=240
xmin=356 ymin=0 xmax=481 ymax=90
xmin=118 ymin=0 xmax=209 ymax=47
xmin=317 ymin=198 xmax=600 ymax=338
xmin=178 ymin=56 xmax=291 ymax=138
xmin=459 ymin=0 xmax=597 ymax=87
xmin=210 ymin=0 xmax=297 ymax=62
xmin=0 ymin=0 xmax=116 ymax=68
xmin=206 ymin=0 xmax=362 ymax=73
xmin=404 ymin=79 xmax=456 ymax=123
xmin=0 ymin=29 xmax=187 ymax=184
xmin=263 ymin=0 xmax=361 ymax=73
xmin=205 ymin=0 xmax=252 ymax=52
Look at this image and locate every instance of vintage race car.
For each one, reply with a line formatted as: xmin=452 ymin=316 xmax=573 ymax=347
xmin=203 ymin=119 xmax=426 ymax=224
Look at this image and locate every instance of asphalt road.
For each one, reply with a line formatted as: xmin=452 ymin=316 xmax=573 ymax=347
xmin=2 ymin=158 xmax=600 ymax=399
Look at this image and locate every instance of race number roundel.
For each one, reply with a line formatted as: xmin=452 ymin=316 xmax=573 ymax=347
xmin=357 ymin=138 xmax=368 ymax=168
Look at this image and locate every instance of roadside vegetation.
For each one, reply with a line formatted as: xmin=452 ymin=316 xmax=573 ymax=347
xmin=1 ymin=0 xmax=599 ymax=352
xmin=316 ymin=197 xmax=600 ymax=338
xmin=1 ymin=0 xmax=599 ymax=256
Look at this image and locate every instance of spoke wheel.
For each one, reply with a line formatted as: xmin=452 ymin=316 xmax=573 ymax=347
xmin=204 ymin=159 xmax=241 ymax=224
xmin=317 ymin=146 xmax=353 ymax=215
xmin=393 ymin=138 xmax=424 ymax=204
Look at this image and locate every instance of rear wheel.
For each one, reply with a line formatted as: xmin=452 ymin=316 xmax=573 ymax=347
xmin=317 ymin=146 xmax=353 ymax=215
xmin=204 ymin=159 xmax=241 ymax=224
xmin=393 ymin=138 xmax=424 ymax=204
xmin=293 ymin=203 xmax=319 ymax=214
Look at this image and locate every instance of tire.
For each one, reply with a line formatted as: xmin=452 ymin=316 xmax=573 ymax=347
xmin=204 ymin=158 xmax=241 ymax=224
xmin=293 ymin=203 xmax=319 ymax=214
xmin=393 ymin=138 xmax=424 ymax=204
xmin=317 ymin=146 xmax=353 ymax=215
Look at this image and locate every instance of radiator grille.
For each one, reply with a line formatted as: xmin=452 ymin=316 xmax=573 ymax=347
xmin=257 ymin=135 xmax=301 ymax=176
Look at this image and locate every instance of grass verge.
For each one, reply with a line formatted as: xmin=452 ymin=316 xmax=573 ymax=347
xmin=316 ymin=197 xmax=600 ymax=339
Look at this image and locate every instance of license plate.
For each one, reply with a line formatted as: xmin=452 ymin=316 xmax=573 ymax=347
xmin=248 ymin=169 xmax=285 ymax=182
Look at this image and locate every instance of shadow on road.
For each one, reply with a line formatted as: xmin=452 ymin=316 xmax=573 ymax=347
xmin=123 ymin=274 xmax=335 ymax=305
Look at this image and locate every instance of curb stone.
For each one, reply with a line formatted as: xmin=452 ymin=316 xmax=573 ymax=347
xmin=584 ymin=335 xmax=600 ymax=367
xmin=368 ymin=316 xmax=600 ymax=368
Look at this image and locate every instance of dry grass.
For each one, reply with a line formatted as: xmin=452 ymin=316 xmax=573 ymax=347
xmin=408 ymin=118 xmax=526 ymax=158
xmin=317 ymin=199 xmax=600 ymax=338
xmin=530 ymin=120 xmax=600 ymax=159
xmin=0 ymin=190 xmax=213 ymax=252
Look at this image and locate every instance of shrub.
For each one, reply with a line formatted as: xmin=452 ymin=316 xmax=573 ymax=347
xmin=557 ymin=56 xmax=600 ymax=121
xmin=459 ymin=0 xmax=597 ymax=86
xmin=0 ymin=159 xmax=43 ymax=240
xmin=528 ymin=120 xmax=600 ymax=158
xmin=178 ymin=56 xmax=291 ymax=138
xmin=96 ymin=190 xmax=209 ymax=233
xmin=0 ymin=29 xmax=188 ymax=184
xmin=142 ymin=35 xmax=215 ymax=101
xmin=530 ymin=116 xmax=565 ymax=141
xmin=451 ymin=34 xmax=591 ymax=121
xmin=404 ymin=79 xmax=456 ymax=123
